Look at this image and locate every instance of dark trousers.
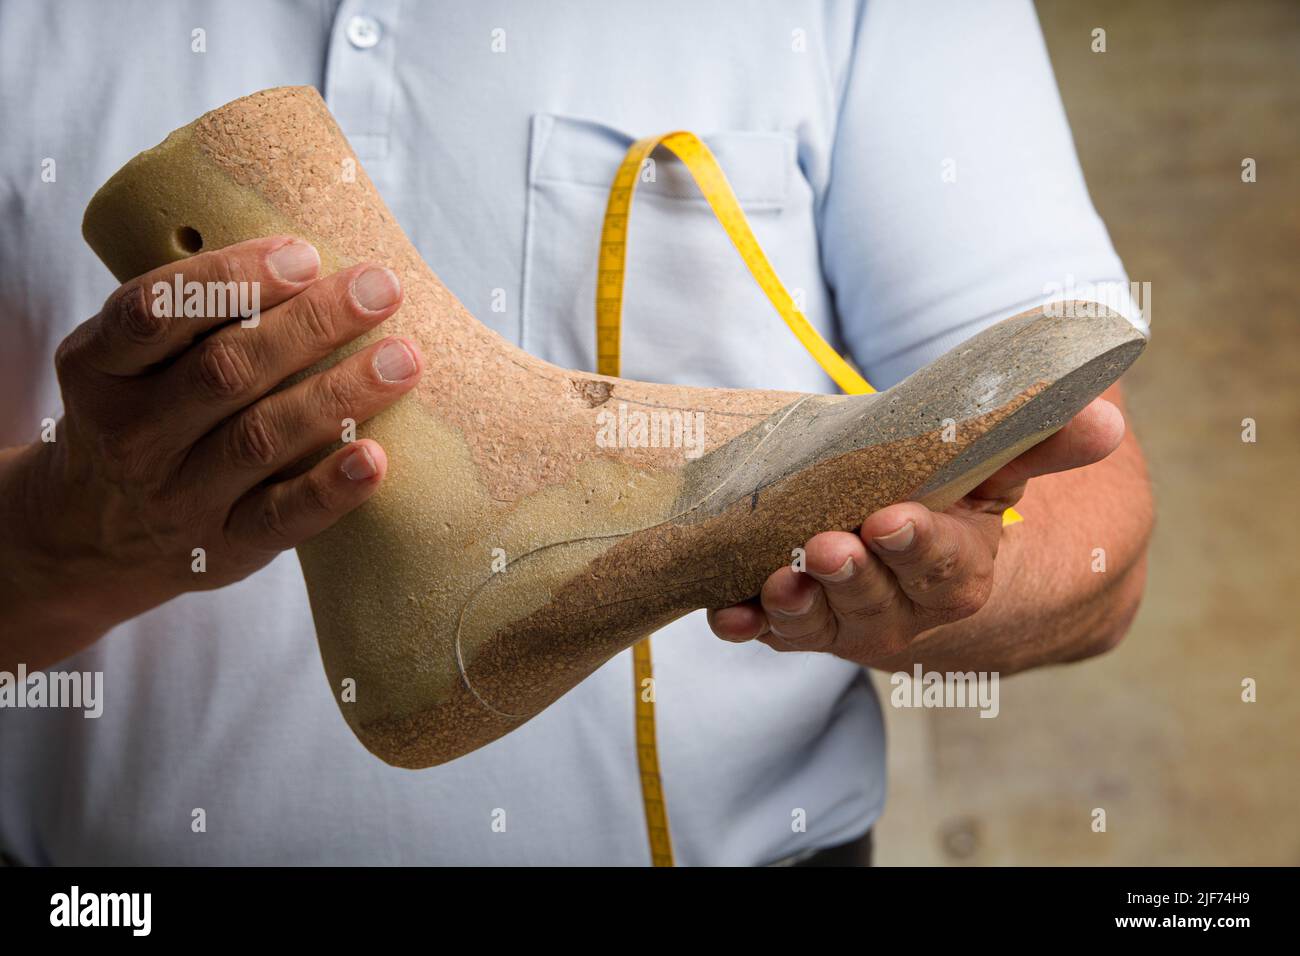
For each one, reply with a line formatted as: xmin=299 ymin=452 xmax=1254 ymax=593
xmin=793 ymin=829 xmax=874 ymax=867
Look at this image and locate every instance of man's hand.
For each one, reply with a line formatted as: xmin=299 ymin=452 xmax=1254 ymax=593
xmin=707 ymin=396 xmax=1132 ymax=668
xmin=0 ymin=236 xmax=422 ymax=669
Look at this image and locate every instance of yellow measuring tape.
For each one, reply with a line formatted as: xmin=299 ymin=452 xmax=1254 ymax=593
xmin=598 ymin=131 xmax=1022 ymax=867
xmin=598 ymin=132 xmax=871 ymax=395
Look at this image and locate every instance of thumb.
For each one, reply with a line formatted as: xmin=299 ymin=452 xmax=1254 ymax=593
xmin=970 ymin=397 xmax=1125 ymax=503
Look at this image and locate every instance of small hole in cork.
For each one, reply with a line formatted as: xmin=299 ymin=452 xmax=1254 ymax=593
xmin=175 ymin=226 xmax=203 ymax=254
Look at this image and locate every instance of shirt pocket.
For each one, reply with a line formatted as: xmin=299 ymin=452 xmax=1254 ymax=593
xmin=521 ymin=113 xmax=840 ymax=392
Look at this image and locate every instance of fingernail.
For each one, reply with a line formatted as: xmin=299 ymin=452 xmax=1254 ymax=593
xmin=352 ymin=267 xmax=401 ymax=311
xmin=269 ymin=241 xmax=320 ymax=282
xmin=341 ymin=445 xmax=376 ymax=481
xmin=818 ymin=557 xmax=856 ymax=582
xmin=374 ymin=339 xmax=417 ymax=383
xmin=774 ymin=590 xmax=816 ymax=617
xmin=872 ymin=521 xmax=915 ymax=552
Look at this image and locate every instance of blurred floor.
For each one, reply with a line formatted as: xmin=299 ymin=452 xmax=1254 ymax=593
xmin=875 ymin=0 xmax=1300 ymax=865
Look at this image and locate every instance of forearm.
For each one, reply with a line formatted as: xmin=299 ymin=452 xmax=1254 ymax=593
xmin=873 ymin=387 xmax=1153 ymax=675
xmin=0 ymin=440 xmax=153 ymax=670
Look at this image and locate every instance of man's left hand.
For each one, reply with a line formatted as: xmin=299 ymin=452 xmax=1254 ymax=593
xmin=706 ymin=397 xmax=1127 ymax=667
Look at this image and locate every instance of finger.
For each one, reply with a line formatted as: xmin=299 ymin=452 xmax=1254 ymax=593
xmin=183 ymin=336 xmax=422 ymax=499
xmin=225 ymin=439 xmax=388 ymax=554
xmin=757 ymin=566 xmax=838 ymax=652
xmin=803 ymin=531 xmax=901 ymax=629
xmin=64 ymin=237 xmax=321 ymax=377
xmin=707 ymin=601 xmax=769 ymax=643
xmin=970 ymin=398 xmax=1125 ymax=505
xmin=861 ymin=503 xmax=996 ymax=625
xmin=159 ymin=263 xmax=403 ymax=443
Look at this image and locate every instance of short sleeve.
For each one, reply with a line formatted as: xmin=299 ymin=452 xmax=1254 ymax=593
xmin=817 ymin=0 xmax=1146 ymax=388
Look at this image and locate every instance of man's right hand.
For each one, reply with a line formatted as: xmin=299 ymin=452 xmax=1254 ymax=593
xmin=0 ymin=236 xmax=423 ymax=669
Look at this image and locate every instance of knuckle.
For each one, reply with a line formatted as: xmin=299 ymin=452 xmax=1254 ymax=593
xmin=207 ymin=251 xmax=250 ymax=290
xmin=787 ymin=622 xmax=835 ymax=650
xmin=842 ymin=595 xmax=895 ymax=624
xmin=97 ymin=426 xmax=138 ymax=471
xmin=257 ymin=494 xmax=293 ymax=544
xmin=53 ymin=330 xmax=85 ymax=379
xmin=300 ymin=473 xmax=335 ymax=515
xmin=196 ymin=336 xmax=256 ymax=401
xmin=905 ymin=542 xmax=963 ymax=595
xmin=293 ymin=288 xmax=337 ymax=344
xmin=227 ymin=408 xmax=279 ymax=469
xmin=98 ymin=426 xmax=163 ymax=486
xmin=768 ymin=609 xmax=828 ymax=646
xmin=318 ymin=368 xmax=360 ymax=416
xmin=109 ymin=284 xmax=167 ymax=345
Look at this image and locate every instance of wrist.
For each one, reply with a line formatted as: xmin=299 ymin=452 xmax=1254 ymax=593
xmin=0 ymin=440 xmax=127 ymax=666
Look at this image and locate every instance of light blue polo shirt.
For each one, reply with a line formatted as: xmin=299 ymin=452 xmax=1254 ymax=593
xmin=0 ymin=0 xmax=1138 ymax=864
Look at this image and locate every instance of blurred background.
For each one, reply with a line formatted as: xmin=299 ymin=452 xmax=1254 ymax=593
xmin=874 ymin=0 xmax=1300 ymax=865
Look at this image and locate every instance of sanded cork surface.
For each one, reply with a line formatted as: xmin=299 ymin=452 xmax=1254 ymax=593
xmin=82 ymin=87 xmax=1145 ymax=767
